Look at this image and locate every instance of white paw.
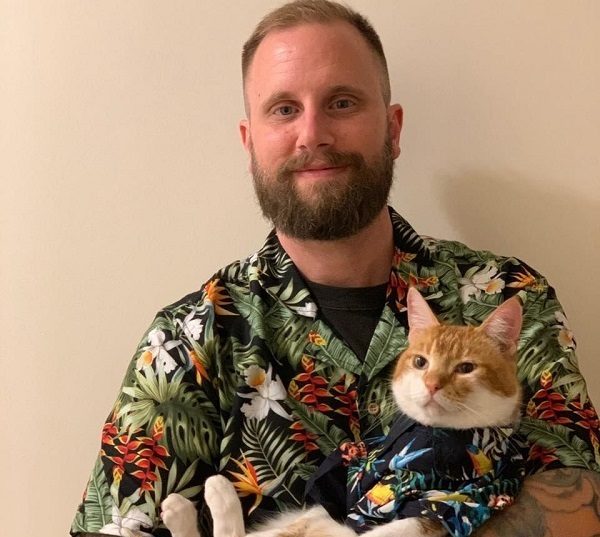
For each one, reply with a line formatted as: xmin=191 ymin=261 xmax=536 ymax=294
xmin=161 ymin=493 xmax=201 ymax=537
xmin=204 ymin=475 xmax=245 ymax=537
xmin=204 ymin=474 xmax=239 ymax=517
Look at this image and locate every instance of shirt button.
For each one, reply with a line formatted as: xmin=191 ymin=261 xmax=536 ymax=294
xmin=367 ymin=402 xmax=380 ymax=416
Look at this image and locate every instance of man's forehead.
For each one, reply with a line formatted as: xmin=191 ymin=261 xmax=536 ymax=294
xmin=245 ymin=21 xmax=381 ymax=92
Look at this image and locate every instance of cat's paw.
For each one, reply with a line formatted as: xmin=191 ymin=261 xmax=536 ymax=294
xmin=204 ymin=475 xmax=239 ymax=516
xmin=160 ymin=493 xmax=201 ymax=537
xmin=204 ymin=475 xmax=245 ymax=537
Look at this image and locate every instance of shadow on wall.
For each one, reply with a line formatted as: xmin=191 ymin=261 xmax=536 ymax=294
xmin=437 ymin=170 xmax=598 ymax=273
xmin=436 ymin=170 xmax=600 ymax=403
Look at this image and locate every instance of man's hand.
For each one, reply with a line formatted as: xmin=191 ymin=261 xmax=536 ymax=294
xmin=476 ymin=468 xmax=600 ymax=536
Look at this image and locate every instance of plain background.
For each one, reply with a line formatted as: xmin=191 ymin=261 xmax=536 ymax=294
xmin=1 ymin=1 xmax=599 ymax=535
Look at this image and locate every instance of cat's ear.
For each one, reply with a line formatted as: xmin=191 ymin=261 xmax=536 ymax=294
xmin=407 ymin=287 xmax=440 ymax=340
xmin=480 ymin=297 xmax=523 ymax=352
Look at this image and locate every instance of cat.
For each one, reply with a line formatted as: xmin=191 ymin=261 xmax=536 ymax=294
xmin=161 ymin=286 xmax=523 ymax=537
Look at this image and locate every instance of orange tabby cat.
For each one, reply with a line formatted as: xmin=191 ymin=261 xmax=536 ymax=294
xmin=162 ymin=287 xmax=523 ymax=537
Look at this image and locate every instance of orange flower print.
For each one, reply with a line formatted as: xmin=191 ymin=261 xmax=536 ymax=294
xmin=392 ymin=250 xmax=416 ymax=267
xmin=507 ymin=268 xmax=547 ymax=293
xmin=204 ymin=279 xmax=237 ymax=316
xmin=308 ymin=331 xmax=327 ymax=346
xmin=189 ymin=350 xmax=209 ymax=384
xmin=228 ymin=456 xmax=264 ymax=514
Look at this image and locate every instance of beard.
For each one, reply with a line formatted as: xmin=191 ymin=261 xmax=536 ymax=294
xmin=251 ymin=136 xmax=394 ymax=241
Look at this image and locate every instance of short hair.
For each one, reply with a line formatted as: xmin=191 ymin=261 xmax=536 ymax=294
xmin=242 ymin=0 xmax=391 ymax=104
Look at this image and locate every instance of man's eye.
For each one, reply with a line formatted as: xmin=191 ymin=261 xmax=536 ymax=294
xmin=274 ymin=105 xmax=297 ymax=116
xmin=332 ymin=99 xmax=354 ymax=110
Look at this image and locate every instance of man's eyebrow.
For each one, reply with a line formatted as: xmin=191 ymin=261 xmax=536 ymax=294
xmin=327 ymin=85 xmax=367 ymax=98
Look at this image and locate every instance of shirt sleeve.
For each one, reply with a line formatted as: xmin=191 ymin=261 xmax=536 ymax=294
xmin=71 ymin=297 xmax=223 ymax=537
xmin=500 ymin=259 xmax=600 ymax=474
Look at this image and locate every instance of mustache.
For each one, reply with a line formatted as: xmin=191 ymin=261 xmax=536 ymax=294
xmin=277 ymin=150 xmax=365 ymax=183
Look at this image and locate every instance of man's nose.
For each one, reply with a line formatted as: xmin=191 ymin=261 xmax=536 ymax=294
xmin=295 ymin=109 xmax=334 ymax=153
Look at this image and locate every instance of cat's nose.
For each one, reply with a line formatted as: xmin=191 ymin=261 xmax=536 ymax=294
xmin=425 ymin=380 xmax=441 ymax=394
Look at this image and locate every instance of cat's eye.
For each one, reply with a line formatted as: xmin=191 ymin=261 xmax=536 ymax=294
xmin=455 ymin=362 xmax=476 ymax=374
xmin=413 ymin=355 xmax=428 ymax=369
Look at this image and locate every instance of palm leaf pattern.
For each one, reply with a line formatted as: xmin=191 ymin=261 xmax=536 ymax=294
xmin=242 ymin=418 xmax=306 ymax=505
xmin=519 ymin=417 xmax=599 ymax=471
xmin=119 ymin=368 xmax=218 ymax=464
xmin=363 ymin=307 xmax=407 ymax=380
xmin=71 ymin=458 xmax=114 ymax=531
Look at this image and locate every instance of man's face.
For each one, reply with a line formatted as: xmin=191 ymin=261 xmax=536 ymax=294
xmin=240 ymin=21 xmax=403 ymax=240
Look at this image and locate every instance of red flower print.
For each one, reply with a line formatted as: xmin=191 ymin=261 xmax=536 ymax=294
xmin=102 ymin=417 xmax=170 ymax=493
xmin=290 ymin=356 xmax=359 ymax=435
xmin=528 ymin=444 xmax=559 ymax=468
xmin=528 ymin=371 xmax=600 ymax=450
xmin=289 ymin=421 xmax=320 ymax=452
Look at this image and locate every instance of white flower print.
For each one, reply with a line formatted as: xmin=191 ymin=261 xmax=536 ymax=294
xmin=99 ymin=504 xmax=153 ymax=537
xmin=553 ymin=311 xmax=576 ymax=350
xmin=459 ymin=264 xmax=505 ymax=303
xmin=238 ymin=364 xmax=292 ymax=421
xmin=296 ymin=302 xmax=318 ymax=318
xmin=136 ymin=328 xmax=181 ymax=373
xmin=177 ymin=309 xmax=204 ymax=341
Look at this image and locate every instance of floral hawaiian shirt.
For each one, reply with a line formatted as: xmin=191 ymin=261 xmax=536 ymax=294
xmin=71 ymin=207 xmax=600 ymax=537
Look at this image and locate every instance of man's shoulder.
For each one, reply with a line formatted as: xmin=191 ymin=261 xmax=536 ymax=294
xmin=424 ymin=235 xmax=541 ymax=274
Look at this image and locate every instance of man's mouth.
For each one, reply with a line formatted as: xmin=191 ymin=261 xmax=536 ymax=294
xmin=293 ymin=165 xmax=348 ymax=176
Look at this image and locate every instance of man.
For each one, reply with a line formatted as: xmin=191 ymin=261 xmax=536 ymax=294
xmin=72 ymin=1 xmax=600 ymax=536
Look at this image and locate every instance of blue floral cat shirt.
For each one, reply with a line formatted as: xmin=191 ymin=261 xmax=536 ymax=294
xmin=306 ymin=414 xmax=526 ymax=537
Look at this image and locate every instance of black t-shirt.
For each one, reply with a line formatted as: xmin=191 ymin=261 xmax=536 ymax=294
xmin=305 ymin=280 xmax=388 ymax=361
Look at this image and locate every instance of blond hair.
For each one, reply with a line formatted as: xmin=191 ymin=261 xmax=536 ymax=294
xmin=242 ymin=0 xmax=391 ymax=104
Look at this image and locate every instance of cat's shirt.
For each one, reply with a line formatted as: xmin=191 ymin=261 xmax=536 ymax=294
xmin=306 ymin=414 xmax=527 ymax=537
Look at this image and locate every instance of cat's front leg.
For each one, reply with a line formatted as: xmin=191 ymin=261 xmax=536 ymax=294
xmin=364 ymin=517 xmax=446 ymax=537
xmin=204 ymin=474 xmax=246 ymax=537
xmin=161 ymin=493 xmax=202 ymax=537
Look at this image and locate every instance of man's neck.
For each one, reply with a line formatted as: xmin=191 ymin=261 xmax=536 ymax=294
xmin=277 ymin=207 xmax=394 ymax=288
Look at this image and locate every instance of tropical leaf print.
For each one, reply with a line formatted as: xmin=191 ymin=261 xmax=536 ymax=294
xmin=519 ymin=417 xmax=600 ymax=471
xmin=287 ymin=397 xmax=349 ymax=453
xmin=390 ymin=211 xmax=431 ymax=260
xmin=307 ymin=321 xmax=361 ymax=374
xmin=72 ymin=458 xmax=114 ymax=531
xmin=363 ymin=307 xmax=407 ymax=380
xmin=119 ymin=368 xmax=218 ymax=464
xmin=228 ymin=337 xmax=266 ymax=371
xmin=241 ymin=418 xmax=306 ymax=505
xmin=164 ymin=459 xmax=203 ymax=499
xmin=264 ymin=301 xmax=312 ymax=369
xmin=254 ymin=233 xmax=295 ymax=279
xmin=360 ymin=375 xmax=397 ymax=437
xmin=227 ymin=284 xmax=267 ymax=339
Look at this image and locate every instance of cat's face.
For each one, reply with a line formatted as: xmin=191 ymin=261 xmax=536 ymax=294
xmin=392 ymin=288 xmax=522 ymax=429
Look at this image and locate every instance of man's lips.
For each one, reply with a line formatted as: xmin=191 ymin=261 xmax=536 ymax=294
xmin=293 ymin=165 xmax=348 ymax=175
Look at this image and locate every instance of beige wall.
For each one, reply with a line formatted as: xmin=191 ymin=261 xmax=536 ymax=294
xmin=1 ymin=1 xmax=598 ymax=535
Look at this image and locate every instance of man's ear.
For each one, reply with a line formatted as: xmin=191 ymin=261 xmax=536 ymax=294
xmin=388 ymin=104 xmax=403 ymax=160
xmin=239 ymin=118 xmax=251 ymax=154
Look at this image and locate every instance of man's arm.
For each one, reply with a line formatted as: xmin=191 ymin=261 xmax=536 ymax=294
xmin=476 ymin=469 xmax=600 ymax=537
